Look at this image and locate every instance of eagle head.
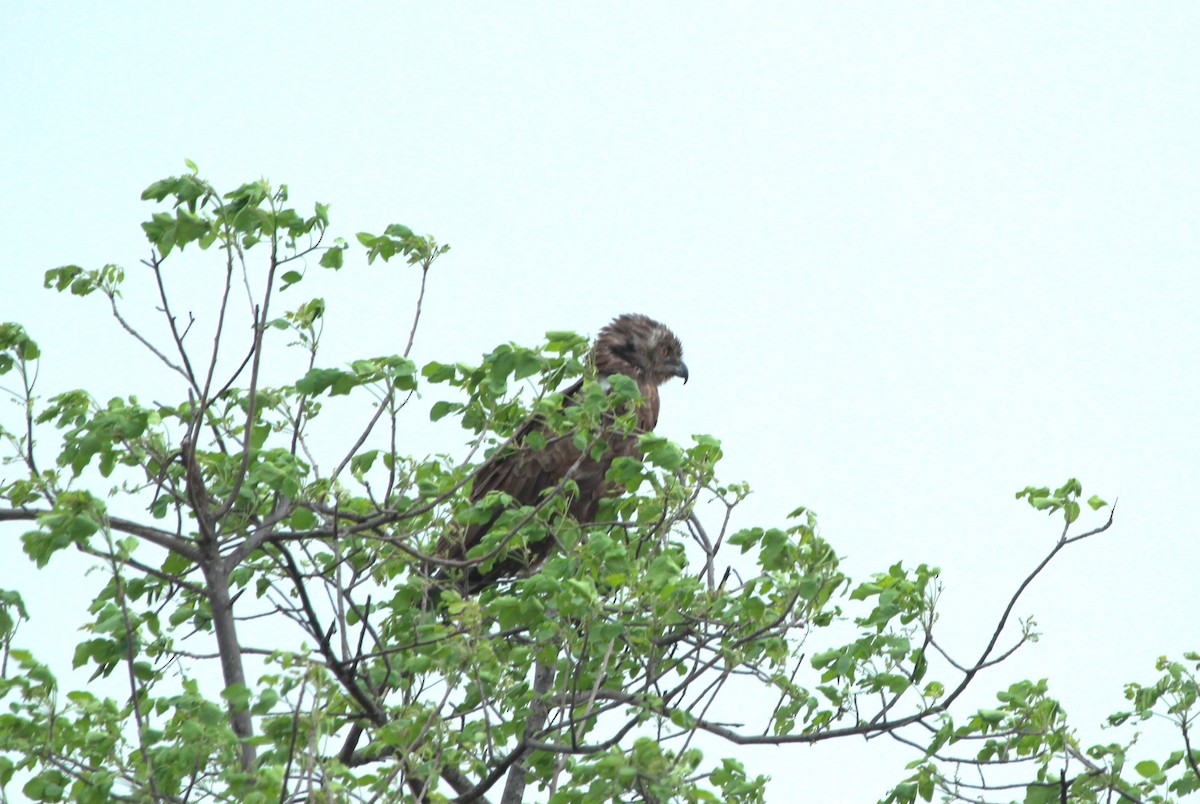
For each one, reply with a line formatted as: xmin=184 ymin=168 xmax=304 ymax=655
xmin=593 ymin=313 xmax=688 ymax=386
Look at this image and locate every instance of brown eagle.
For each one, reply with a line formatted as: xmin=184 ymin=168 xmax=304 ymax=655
xmin=436 ymin=313 xmax=688 ymax=594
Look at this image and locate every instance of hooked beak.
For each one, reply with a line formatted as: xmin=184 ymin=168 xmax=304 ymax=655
xmin=673 ymin=360 xmax=689 ymax=385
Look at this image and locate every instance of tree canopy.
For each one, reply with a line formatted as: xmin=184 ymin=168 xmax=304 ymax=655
xmin=0 ymin=167 xmax=1196 ymax=803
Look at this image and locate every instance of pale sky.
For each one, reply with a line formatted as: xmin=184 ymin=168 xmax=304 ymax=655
xmin=2 ymin=4 xmax=1199 ymax=801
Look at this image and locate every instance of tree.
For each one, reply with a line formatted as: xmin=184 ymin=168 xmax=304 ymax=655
xmin=0 ymin=166 xmax=1196 ymax=803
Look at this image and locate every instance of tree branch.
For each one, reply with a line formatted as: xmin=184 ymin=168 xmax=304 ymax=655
xmin=0 ymin=507 xmax=200 ymax=561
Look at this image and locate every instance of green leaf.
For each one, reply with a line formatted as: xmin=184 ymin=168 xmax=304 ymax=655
xmin=350 ymin=450 xmax=379 ymax=477
xmin=319 ymin=246 xmax=344 ymax=269
xmin=222 ymin=683 xmax=253 ymax=712
xmin=603 ymin=456 xmax=645 ymax=493
xmin=0 ymin=323 xmax=41 ymax=371
xmin=1087 ymin=494 xmax=1108 ymax=510
xmin=668 ymin=708 xmax=696 ymax=729
xmin=422 ymin=361 xmax=458 ymax=384
xmin=977 ymin=708 xmax=1006 ymax=725
xmin=252 ymin=688 xmax=280 ymax=715
xmin=639 ymin=434 xmax=683 ymax=470
xmin=430 ymin=401 xmax=458 ymax=422
xmin=1054 ymin=477 xmax=1082 ymax=497
xmin=607 ymin=373 xmax=640 ymax=400
xmin=296 ymin=367 xmax=358 ymax=396
xmin=162 ymin=550 xmax=192 ymax=575
xmin=513 ymin=350 xmax=543 ymax=380
xmin=280 ymin=270 xmax=303 ymax=290
xmin=384 ymin=223 xmax=414 ymax=239
xmin=44 ymin=266 xmax=84 ymax=293
xmin=1134 ymin=759 xmax=1161 ymax=778
xmin=1022 ymin=783 xmax=1060 ymax=804
xmin=23 ymin=769 xmax=68 ymax=801
xmin=289 ymin=507 xmax=317 ymax=530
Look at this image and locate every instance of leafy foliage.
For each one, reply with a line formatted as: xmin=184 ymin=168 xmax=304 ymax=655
xmin=0 ymin=166 xmax=1192 ymax=803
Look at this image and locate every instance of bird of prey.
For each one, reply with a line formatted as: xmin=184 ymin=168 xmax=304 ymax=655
xmin=436 ymin=313 xmax=688 ymax=594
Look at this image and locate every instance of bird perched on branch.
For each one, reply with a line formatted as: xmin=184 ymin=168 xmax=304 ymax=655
xmin=436 ymin=313 xmax=688 ymax=594
xmin=344 ymin=314 xmax=687 ymax=766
